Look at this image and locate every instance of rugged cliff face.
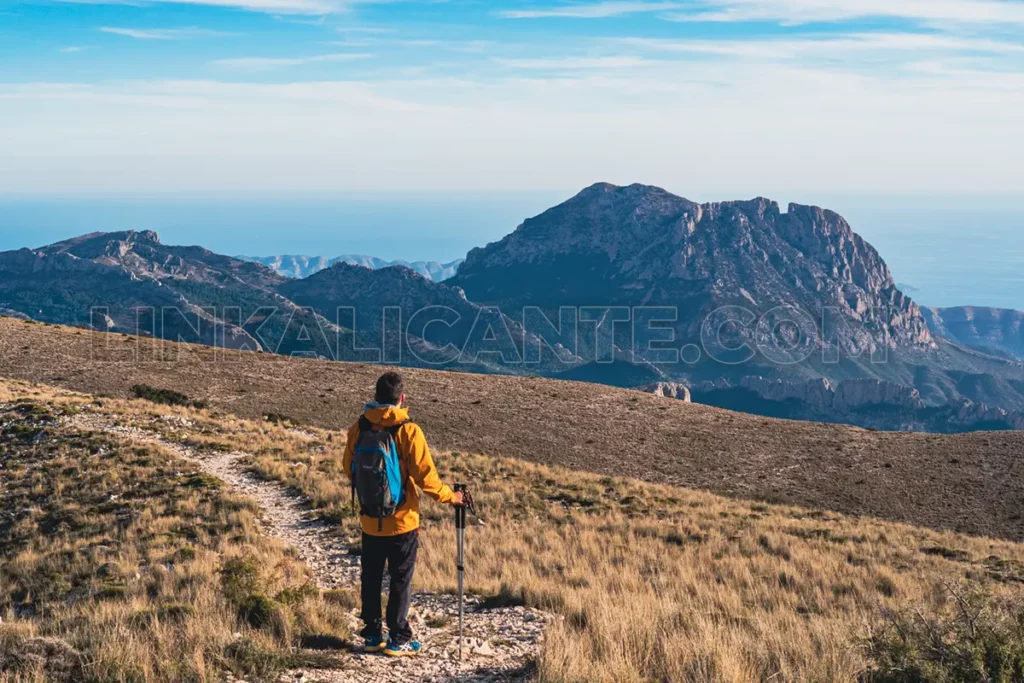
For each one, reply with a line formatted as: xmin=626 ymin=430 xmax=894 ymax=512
xmin=451 ymin=183 xmax=934 ymax=355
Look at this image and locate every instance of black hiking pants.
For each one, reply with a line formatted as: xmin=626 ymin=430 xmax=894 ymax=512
xmin=359 ymin=529 xmax=418 ymax=644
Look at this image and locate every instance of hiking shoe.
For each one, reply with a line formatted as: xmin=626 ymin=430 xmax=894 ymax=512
xmin=362 ymin=634 xmax=387 ymax=652
xmin=383 ymin=639 xmax=421 ymax=657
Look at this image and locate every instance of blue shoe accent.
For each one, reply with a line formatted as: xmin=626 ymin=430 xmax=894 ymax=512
xmin=362 ymin=634 xmax=387 ymax=652
xmin=383 ymin=639 xmax=422 ymax=657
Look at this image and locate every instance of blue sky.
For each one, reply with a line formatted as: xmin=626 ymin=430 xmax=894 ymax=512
xmin=1 ymin=0 xmax=1022 ymax=196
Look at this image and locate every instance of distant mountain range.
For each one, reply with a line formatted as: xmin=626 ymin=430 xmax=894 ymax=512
xmin=3 ymin=183 xmax=1024 ymax=433
xmin=238 ymin=254 xmax=463 ymax=282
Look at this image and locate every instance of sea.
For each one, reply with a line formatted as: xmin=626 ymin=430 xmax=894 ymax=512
xmin=2 ymin=193 xmax=1022 ymax=312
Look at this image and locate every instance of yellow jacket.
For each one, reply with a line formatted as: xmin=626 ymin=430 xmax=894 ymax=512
xmin=343 ymin=403 xmax=455 ymax=537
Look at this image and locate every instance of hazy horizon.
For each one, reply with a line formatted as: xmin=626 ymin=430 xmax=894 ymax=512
xmin=3 ymin=190 xmax=1023 ymax=311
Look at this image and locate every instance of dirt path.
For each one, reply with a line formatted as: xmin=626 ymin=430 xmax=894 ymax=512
xmin=67 ymin=413 xmax=545 ymax=683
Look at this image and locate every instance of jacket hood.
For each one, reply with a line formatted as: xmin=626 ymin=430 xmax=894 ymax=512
xmin=363 ymin=402 xmax=409 ymax=427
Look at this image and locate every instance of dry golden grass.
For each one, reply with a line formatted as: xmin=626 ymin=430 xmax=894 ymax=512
xmin=0 ymin=383 xmax=351 ymax=683
xmin=5 ymin=379 xmax=1024 ymax=682
xmin=76 ymin=387 xmax=1024 ymax=683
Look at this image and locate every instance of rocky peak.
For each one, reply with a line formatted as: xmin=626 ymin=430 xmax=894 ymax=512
xmin=41 ymin=230 xmax=162 ymax=261
xmin=452 ymin=183 xmax=933 ymax=350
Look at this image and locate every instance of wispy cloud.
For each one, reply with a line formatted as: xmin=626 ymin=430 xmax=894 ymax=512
xmin=212 ymin=52 xmax=372 ymax=69
xmin=272 ymin=13 xmax=327 ymax=25
xmin=613 ymin=33 xmax=1024 ymax=59
xmin=3 ymin=69 xmax=1022 ymax=196
xmin=60 ymin=46 xmax=85 ymax=53
xmin=100 ymin=26 xmax=231 ymax=40
xmin=500 ymin=1 xmax=680 ymax=19
xmin=494 ymin=56 xmax=657 ymax=68
xmin=666 ymin=0 xmax=1024 ymax=26
xmin=336 ymin=26 xmax=397 ymax=34
xmin=52 ymin=0 xmax=341 ymax=16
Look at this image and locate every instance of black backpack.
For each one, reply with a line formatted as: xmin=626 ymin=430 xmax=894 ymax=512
xmin=350 ymin=417 xmax=407 ymax=531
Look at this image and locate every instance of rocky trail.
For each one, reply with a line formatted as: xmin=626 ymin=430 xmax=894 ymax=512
xmin=66 ymin=412 xmax=546 ymax=683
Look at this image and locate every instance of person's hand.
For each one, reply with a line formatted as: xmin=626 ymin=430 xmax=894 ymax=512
xmin=452 ymin=492 xmax=465 ymax=506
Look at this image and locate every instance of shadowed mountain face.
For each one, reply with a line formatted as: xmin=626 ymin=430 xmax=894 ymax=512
xmin=924 ymin=306 xmax=1024 ymax=362
xmin=278 ymin=262 xmax=555 ymax=372
xmin=4 ymin=186 xmax=1024 ymax=433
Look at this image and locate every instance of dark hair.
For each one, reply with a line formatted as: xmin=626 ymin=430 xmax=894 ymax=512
xmin=375 ymin=372 xmax=404 ymax=405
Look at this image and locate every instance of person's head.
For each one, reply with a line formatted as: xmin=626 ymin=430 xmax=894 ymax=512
xmin=374 ymin=372 xmax=405 ymax=407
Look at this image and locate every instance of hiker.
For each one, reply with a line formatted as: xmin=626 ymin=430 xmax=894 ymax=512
xmin=343 ymin=371 xmax=464 ymax=657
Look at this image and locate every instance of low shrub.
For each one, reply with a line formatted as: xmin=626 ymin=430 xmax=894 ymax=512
xmin=238 ymin=593 xmax=279 ymax=630
xmin=219 ymin=555 xmax=263 ymax=605
xmin=865 ymin=583 xmax=1024 ymax=683
xmin=130 ymin=384 xmax=207 ymax=409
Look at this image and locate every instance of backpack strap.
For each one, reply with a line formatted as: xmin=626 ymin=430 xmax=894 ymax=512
xmin=386 ymin=420 xmax=408 ymax=437
xmin=387 ymin=421 xmax=410 ymax=510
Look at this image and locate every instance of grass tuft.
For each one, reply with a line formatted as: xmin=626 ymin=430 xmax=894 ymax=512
xmin=130 ymin=384 xmax=207 ymax=409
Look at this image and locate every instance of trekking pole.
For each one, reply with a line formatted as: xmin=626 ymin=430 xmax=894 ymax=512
xmin=454 ymin=484 xmax=477 ymax=659
xmin=454 ymin=483 xmax=467 ymax=660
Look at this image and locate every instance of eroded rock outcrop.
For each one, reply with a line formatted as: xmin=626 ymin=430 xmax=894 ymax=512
xmin=640 ymin=382 xmax=692 ymax=403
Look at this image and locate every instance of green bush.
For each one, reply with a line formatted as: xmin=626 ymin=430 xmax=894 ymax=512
xmin=276 ymin=581 xmax=318 ymax=607
xmin=219 ymin=555 xmax=262 ymax=605
xmin=865 ymin=583 xmax=1024 ymax=683
xmin=238 ymin=593 xmax=278 ymax=630
xmin=222 ymin=637 xmax=284 ymax=680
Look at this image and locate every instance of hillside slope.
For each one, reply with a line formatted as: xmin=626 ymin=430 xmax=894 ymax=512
xmin=4 ymin=378 xmax=1024 ymax=682
xmin=451 ymin=182 xmax=932 ymax=354
xmin=277 ymin=263 xmax=561 ymax=372
xmin=1 ymin=317 xmax=1022 ymax=542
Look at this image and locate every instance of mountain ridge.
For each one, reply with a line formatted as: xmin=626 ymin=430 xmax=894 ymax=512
xmin=3 ymin=185 xmax=1024 ymax=433
xmin=239 ymin=253 xmax=464 ymax=282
